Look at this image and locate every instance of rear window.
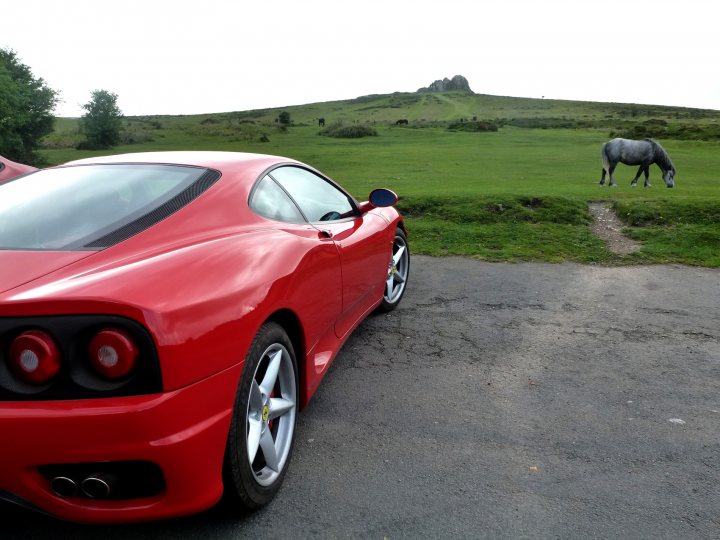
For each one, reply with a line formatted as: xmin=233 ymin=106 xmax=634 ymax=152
xmin=0 ymin=164 xmax=217 ymax=250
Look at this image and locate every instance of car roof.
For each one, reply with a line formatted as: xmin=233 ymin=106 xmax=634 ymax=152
xmin=62 ymin=151 xmax=293 ymax=170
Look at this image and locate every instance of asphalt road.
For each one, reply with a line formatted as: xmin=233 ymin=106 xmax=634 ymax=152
xmin=3 ymin=256 xmax=719 ymax=539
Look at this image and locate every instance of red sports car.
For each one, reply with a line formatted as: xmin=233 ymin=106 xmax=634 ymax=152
xmin=0 ymin=151 xmax=409 ymax=523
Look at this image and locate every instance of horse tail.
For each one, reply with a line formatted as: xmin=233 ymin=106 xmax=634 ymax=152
xmin=601 ymin=143 xmax=610 ymax=172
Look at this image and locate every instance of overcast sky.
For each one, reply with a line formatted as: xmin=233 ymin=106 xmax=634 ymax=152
xmin=3 ymin=0 xmax=718 ymax=117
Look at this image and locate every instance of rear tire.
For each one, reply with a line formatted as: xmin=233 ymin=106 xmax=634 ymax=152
xmin=222 ymin=322 xmax=298 ymax=510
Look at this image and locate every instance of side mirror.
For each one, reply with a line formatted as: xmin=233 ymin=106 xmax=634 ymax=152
xmin=357 ymin=188 xmax=398 ymax=213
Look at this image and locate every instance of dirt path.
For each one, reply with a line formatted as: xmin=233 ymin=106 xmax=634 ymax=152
xmin=589 ymin=202 xmax=641 ymax=255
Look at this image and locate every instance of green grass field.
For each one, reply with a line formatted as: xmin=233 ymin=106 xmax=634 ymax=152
xmin=41 ymin=92 xmax=720 ymax=266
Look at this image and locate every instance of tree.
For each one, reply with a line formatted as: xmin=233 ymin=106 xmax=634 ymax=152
xmin=79 ymin=90 xmax=122 ymax=149
xmin=278 ymin=111 xmax=291 ymax=125
xmin=0 ymin=48 xmax=59 ymax=165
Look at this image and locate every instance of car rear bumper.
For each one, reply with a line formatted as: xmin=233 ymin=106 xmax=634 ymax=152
xmin=0 ymin=363 xmax=242 ymax=523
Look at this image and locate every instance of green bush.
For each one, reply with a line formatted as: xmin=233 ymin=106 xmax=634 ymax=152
xmin=610 ymin=122 xmax=720 ymax=141
xmin=319 ymin=123 xmax=378 ymax=138
xmin=79 ymin=90 xmax=123 ymax=149
xmin=41 ymin=131 xmax=82 ymax=149
xmin=447 ymin=120 xmax=498 ymax=132
xmin=188 ymin=121 xmax=278 ymax=142
xmin=397 ymin=195 xmax=590 ymax=225
xmin=0 ymin=48 xmax=59 ymax=164
xmin=505 ymin=117 xmax=594 ymax=129
xmin=119 ymin=130 xmax=154 ymax=145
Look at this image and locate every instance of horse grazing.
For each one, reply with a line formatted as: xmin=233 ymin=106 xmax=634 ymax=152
xmin=395 ymin=119 xmax=408 ymax=126
xmin=318 ymin=117 xmax=325 ymax=127
xmin=600 ymin=138 xmax=675 ymax=188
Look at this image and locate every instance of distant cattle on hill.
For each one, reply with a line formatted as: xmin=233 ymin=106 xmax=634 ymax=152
xmin=395 ymin=119 xmax=409 ymax=126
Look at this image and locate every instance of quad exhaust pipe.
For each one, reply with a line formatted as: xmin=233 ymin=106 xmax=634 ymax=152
xmin=50 ymin=476 xmax=77 ymax=498
xmin=81 ymin=473 xmax=116 ymax=499
xmin=43 ymin=461 xmax=163 ymax=500
xmin=51 ymin=472 xmax=116 ymax=499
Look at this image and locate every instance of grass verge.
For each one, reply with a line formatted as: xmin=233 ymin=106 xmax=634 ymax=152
xmin=624 ymin=225 xmax=720 ymax=267
xmin=400 ymin=195 xmax=720 ymax=266
xmin=400 ymin=195 xmax=610 ymax=262
xmin=406 ymin=219 xmax=611 ymax=263
xmin=612 ymin=199 xmax=720 ymax=267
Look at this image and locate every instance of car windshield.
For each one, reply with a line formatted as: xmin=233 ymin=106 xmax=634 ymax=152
xmin=0 ymin=164 xmax=208 ymax=250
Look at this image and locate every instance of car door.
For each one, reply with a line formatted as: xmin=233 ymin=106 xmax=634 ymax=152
xmin=268 ymin=166 xmax=389 ymax=338
xmin=248 ymin=173 xmax=343 ymax=345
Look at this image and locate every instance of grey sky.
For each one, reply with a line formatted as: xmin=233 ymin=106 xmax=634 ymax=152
xmin=3 ymin=0 xmax=718 ymax=117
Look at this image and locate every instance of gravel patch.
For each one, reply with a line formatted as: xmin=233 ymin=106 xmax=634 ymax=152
xmin=589 ymin=202 xmax=641 ymax=255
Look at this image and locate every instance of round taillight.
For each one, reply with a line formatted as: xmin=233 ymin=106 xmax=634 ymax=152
xmin=8 ymin=330 xmax=61 ymax=384
xmin=88 ymin=329 xmax=138 ymax=380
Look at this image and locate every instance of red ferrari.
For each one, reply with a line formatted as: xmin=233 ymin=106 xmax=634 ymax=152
xmin=0 ymin=151 xmax=409 ymax=523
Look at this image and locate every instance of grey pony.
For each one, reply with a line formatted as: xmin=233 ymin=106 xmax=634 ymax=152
xmin=600 ymin=138 xmax=676 ymax=188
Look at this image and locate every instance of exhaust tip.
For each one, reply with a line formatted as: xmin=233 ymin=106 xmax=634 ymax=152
xmin=81 ymin=474 xmax=113 ymax=499
xmin=50 ymin=476 xmax=77 ymax=498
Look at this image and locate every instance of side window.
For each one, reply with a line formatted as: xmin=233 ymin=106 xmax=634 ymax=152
xmin=249 ymin=175 xmax=305 ymax=223
xmin=269 ymin=166 xmax=355 ymax=222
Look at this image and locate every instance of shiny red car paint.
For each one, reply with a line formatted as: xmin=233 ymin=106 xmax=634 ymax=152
xmin=0 ymin=151 xmax=405 ymax=523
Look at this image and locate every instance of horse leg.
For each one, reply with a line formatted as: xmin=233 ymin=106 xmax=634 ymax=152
xmin=643 ymin=165 xmax=651 ymax=187
xmin=631 ymin=166 xmax=642 ymax=187
xmin=608 ymin=165 xmax=617 ymax=187
xmin=600 ymin=169 xmax=607 ymax=186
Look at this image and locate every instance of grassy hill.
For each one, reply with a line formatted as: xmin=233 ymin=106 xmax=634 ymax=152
xmin=40 ymin=91 xmax=720 ymax=267
xmin=48 ymin=90 xmax=720 ymax=142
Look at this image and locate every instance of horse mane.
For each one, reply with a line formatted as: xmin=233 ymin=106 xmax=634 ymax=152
xmin=645 ymin=139 xmax=675 ymax=172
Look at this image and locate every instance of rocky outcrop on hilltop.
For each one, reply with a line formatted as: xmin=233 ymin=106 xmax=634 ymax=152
xmin=418 ymin=75 xmax=473 ymax=94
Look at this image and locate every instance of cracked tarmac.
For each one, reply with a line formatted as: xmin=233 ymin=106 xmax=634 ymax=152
xmin=2 ymin=256 xmax=719 ymax=538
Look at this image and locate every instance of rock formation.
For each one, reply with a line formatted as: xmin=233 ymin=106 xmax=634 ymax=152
xmin=417 ymin=75 xmax=473 ymax=94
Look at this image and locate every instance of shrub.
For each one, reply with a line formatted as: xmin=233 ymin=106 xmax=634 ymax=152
xmin=41 ymin=131 xmax=82 ymax=149
xmin=447 ymin=120 xmax=498 ymax=132
xmin=319 ymin=123 xmax=377 ymax=138
xmin=0 ymin=48 xmax=59 ymax=164
xmin=397 ymin=195 xmax=589 ymax=225
xmin=79 ymin=90 xmax=123 ymax=149
xmin=610 ymin=122 xmax=720 ymax=141
xmin=119 ymin=130 xmax=154 ymax=144
xmin=505 ymin=117 xmax=593 ymax=129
